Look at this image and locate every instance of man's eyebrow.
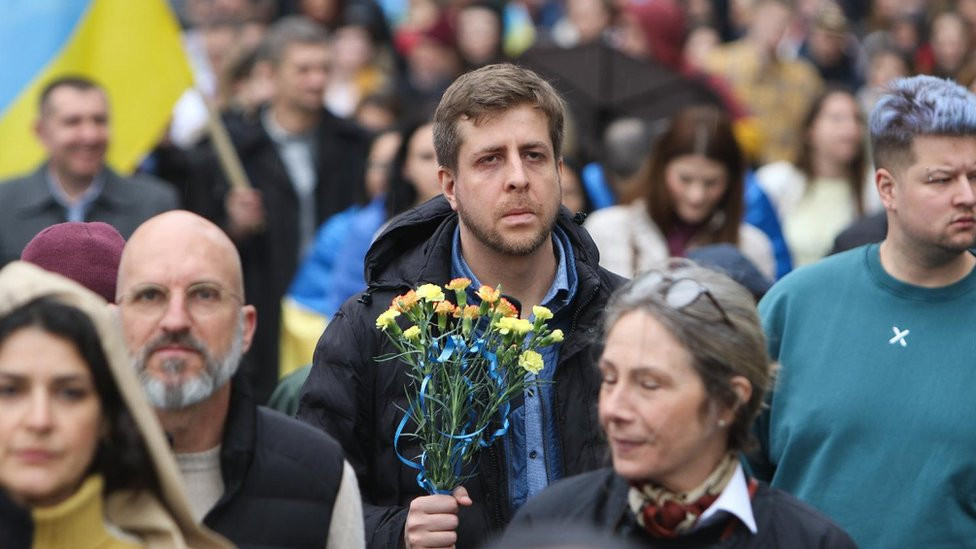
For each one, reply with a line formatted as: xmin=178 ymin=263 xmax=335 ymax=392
xmin=470 ymin=145 xmax=506 ymax=157
xmin=925 ymin=163 xmax=976 ymax=176
xmin=470 ymin=141 xmax=550 ymax=155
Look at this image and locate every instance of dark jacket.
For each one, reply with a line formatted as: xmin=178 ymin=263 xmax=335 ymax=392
xmin=0 ymin=164 xmax=179 ymax=266
xmin=508 ymin=468 xmax=859 ymax=548
xmin=829 ymin=211 xmax=887 ymax=256
xmin=297 ymin=196 xmax=626 ymax=549
xmin=191 ymin=108 xmax=370 ymax=403
xmin=0 ymin=490 xmax=31 ymax=549
xmin=205 ymin=375 xmax=346 ymax=548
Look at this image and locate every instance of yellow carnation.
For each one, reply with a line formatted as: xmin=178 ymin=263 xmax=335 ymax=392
xmin=532 ymin=306 xmax=553 ymax=322
xmin=375 ymin=308 xmax=401 ymax=330
xmin=445 ymin=278 xmax=472 ymax=291
xmin=548 ymin=329 xmax=564 ymax=343
xmin=495 ymin=317 xmax=533 ymax=336
xmin=403 ymin=326 xmax=422 ymax=340
xmin=416 ymin=283 xmax=446 ymax=302
xmin=518 ymin=350 xmax=544 ymax=375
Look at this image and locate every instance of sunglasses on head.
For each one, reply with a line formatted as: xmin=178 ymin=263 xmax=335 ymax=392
xmin=633 ymin=269 xmax=735 ymax=329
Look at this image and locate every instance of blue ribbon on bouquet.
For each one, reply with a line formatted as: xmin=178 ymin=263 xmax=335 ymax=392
xmin=392 ymin=334 xmax=514 ymax=494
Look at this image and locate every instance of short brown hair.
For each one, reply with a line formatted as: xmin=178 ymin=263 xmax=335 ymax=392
xmin=433 ymin=63 xmax=567 ymax=172
xmin=645 ymin=105 xmax=744 ymax=246
xmin=261 ymin=15 xmax=329 ymax=68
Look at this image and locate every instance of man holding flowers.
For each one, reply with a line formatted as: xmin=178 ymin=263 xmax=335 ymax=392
xmin=298 ymin=64 xmax=625 ymax=549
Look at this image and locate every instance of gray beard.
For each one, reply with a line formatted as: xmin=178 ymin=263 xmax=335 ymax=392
xmin=135 ymin=315 xmax=245 ymax=410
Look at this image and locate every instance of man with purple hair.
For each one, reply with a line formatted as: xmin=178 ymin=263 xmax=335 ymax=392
xmin=755 ymin=75 xmax=976 ymax=547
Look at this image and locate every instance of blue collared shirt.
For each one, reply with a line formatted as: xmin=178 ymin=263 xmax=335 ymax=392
xmin=47 ymin=170 xmax=105 ymax=222
xmin=450 ymin=224 xmax=578 ymax=510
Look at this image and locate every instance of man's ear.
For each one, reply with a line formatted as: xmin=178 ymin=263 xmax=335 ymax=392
xmin=440 ymin=167 xmax=459 ymax=211
xmin=876 ymin=168 xmax=897 ymax=211
xmin=241 ymin=304 xmax=258 ymax=353
xmin=34 ymin=117 xmax=47 ymax=145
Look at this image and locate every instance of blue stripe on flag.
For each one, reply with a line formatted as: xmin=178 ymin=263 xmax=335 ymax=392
xmin=0 ymin=0 xmax=91 ymax=113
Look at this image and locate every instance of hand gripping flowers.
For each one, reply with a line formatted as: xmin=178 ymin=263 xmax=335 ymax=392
xmin=375 ymin=278 xmax=564 ymax=493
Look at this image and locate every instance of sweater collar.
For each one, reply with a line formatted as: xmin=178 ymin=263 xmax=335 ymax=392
xmin=32 ymin=475 xmax=139 ymax=547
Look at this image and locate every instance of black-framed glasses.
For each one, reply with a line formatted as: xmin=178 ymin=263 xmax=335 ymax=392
xmin=634 ymin=270 xmax=735 ymax=329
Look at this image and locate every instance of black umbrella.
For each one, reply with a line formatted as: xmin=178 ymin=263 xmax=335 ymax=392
xmin=518 ymin=42 xmax=722 ymax=162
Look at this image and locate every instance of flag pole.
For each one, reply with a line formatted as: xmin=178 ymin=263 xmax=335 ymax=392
xmin=202 ymin=93 xmax=251 ymax=190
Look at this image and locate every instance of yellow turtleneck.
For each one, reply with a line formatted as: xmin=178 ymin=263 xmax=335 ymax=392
xmin=31 ymin=475 xmax=141 ymax=549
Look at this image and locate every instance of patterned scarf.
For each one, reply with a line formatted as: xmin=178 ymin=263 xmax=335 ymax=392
xmin=627 ymin=452 xmax=739 ymax=538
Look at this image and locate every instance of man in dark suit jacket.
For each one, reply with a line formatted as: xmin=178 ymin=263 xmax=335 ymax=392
xmin=192 ymin=16 xmax=370 ymax=403
xmin=0 ymin=76 xmax=178 ymax=266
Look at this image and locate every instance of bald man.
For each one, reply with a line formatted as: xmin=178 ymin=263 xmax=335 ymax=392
xmin=116 ymin=211 xmax=364 ymax=548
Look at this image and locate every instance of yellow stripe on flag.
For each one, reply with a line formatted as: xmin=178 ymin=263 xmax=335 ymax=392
xmin=0 ymin=0 xmax=192 ymax=179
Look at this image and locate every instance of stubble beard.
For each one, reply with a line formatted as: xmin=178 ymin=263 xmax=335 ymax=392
xmin=134 ymin=315 xmax=246 ymax=410
xmin=902 ymin=217 xmax=976 ymax=258
xmin=456 ymin=198 xmax=559 ymax=257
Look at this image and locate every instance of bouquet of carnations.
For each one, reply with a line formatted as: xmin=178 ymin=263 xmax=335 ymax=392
xmin=375 ymin=277 xmax=564 ymax=494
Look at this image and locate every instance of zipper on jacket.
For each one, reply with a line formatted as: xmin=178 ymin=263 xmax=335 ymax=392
xmin=566 ymin=286 xmax=600 ymax=360
xmin=486 ymin=444 xmax=506 ymax=530
xmin=553 ymin=285 xmax=600 ymax=479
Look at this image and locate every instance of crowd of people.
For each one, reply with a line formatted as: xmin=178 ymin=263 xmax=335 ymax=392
xmin=1 ymin=0 xmax=976 ymax=547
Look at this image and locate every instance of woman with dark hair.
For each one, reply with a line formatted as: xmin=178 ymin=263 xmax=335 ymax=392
xmin=0 ymin=262 xmax=229 ymax=549
xmin=585 ymin=106 xmax=774 ymax=279
xmin=289 ymin=120 xmax=439 ymax=319
xmin=382 ymin=120 xmax=441 ymax=219
xmin=755 ymin=87 xmax=877 ymax=266
xmin=505 ymin=261 xmax=856 ymax=547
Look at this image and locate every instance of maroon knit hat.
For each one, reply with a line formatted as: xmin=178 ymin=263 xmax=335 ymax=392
xmin=20 ymin=222 xmax=125 ymax=303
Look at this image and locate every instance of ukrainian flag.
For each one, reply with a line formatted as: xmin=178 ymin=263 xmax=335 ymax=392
xmin=0 ymin=0 xmax=192 ymax=179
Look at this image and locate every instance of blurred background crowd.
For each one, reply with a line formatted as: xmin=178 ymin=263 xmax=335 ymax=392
xmin=6 ymin=0 xmax=976 ymax=401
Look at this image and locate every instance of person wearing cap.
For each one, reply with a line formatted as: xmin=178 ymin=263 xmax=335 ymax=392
xmin=755 ymin=75 xmax=976 ymax=547
xmin=0 ymin=262 xmax=230 ymax=548
xmin=0 ymin=76 xmax=178 ymax=267
xmin=20 ymin=221 xmax=125 ymax=304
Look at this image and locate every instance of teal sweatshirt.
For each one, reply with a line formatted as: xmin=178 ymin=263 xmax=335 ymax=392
xmin=755 ymin=244 xmax=976 ymax=548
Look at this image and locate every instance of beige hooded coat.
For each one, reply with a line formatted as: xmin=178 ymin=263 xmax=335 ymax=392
xmin=0 ymin=261 xmax=232 ymax=548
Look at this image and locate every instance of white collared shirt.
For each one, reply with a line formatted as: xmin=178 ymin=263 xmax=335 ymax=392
xmin=695 ymin=462 xmax=758 ymax=534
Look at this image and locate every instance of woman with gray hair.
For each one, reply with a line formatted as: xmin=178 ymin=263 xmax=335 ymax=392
xmin=505 ymin=261 xmax=855 ymax=547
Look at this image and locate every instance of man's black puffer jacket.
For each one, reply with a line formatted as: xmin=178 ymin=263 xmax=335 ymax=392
xmin=298 ymin=196 xmax=626 ymax=548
